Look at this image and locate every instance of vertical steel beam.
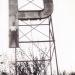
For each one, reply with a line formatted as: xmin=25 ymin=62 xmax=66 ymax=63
xmin=50 ymin=17 xmax=59 ymax=75
xmin=9 ymin=0 xmax=19 ymax=48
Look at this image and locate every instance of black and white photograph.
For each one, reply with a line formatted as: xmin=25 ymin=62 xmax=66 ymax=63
xmin=0 ymin=0 xmax=75 ymax=75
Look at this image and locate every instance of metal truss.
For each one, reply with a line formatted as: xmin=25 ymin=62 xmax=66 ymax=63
xmin=9 ymin=0 xmax=59 ymax=75
xmin=18 ymin=0 xmax=44 ymax=11
xmin=15 ymin=16 xmax=59 ymax=75
xmin=9 ymin=0 xmax=53 ymax=48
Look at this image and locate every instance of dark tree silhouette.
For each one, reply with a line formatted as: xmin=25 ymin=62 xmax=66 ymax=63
xmin=1 ymin=72 xmax=7 ymax=75
xmin=70 ymin=72 xmax=75 ymax=75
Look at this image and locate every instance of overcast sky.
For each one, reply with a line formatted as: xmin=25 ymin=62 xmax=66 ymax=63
xmin=53 ymin=0 xmax=75 ymax=72
xmin=0 ymin=0 xmax=75 ymax=73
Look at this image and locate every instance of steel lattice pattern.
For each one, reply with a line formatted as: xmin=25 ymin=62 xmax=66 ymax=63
xmin=18 ymin=0 xmax=44 ymax=10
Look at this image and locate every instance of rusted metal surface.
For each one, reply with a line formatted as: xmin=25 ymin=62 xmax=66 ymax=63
xmin=9 ymin=0 xmax=19 ymax=48
xmin=18 ymin=0 xmax=53 ymax=20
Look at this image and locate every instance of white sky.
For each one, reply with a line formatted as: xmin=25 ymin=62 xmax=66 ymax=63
xmin=0 ymin=0 xmax=75 ymax=73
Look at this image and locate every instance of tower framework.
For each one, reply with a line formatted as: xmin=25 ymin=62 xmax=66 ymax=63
xmin=9 ymin=0 xmax=59 ymax=75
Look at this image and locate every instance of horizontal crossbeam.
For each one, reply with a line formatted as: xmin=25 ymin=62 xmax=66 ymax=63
xmin=19 ymin=40 xmax=54 ymax=43
xmin=19 ymin=24 xmax=49 ymax=26
xmin=16 ymin=59 xmax=50 ymax=62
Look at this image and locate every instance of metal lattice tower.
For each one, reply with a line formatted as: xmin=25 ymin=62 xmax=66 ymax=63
xmin=9 ymin=0 xmax=59 ymax=75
